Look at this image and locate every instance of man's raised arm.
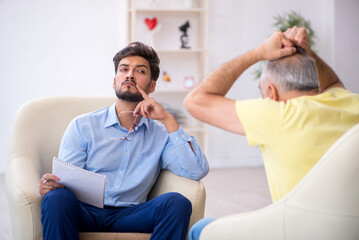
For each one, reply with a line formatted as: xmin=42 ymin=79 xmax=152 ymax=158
xmin=183 ymin=31 xmax=296 ymax=135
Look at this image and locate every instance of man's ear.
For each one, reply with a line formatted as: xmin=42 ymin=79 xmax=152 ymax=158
xmin=113 ymin=77 xmax=116 ymax=90
xmin=148 ymin=80 xmax=156 ymax=94
xmin=266 ymin=83 xmax=279 ymax=101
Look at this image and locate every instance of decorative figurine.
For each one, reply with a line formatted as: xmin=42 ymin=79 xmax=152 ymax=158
xmin=179 ymin=21 xmax=190 ymax=49
xmin=145 ymin=17 xmax=157 ymax=30
xmin=145 ymin=17 xmax=161 ymax=47
xmin=163 ymin=71 xmax=171 ymax=82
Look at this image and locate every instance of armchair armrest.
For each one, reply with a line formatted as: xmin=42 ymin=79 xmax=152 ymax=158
xmin=148 ymin=170 xmax=206 ymax=230
xmin=6 ymin=156 xmax=43 ymax=240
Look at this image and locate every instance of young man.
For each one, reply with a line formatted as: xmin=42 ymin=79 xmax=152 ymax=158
xmin=39 ymin=42 xmax=209 ymax=240
xmin=184 ymin=27 xmax=359 ymax=239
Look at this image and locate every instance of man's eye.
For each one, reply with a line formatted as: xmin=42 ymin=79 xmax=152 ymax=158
xmin=120 ymin=68 xmax=127 ymax=72
xmin=137 ymin=69 xmax=145 ymax=73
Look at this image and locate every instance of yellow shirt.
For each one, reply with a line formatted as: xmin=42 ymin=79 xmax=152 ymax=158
xmin=236 ymin=88 xmax=359 ymax=202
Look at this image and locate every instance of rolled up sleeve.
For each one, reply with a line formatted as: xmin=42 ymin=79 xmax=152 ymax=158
xmin=161 ymin=126 xmax=209 ymax=180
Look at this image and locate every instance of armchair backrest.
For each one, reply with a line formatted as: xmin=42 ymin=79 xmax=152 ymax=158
xmin=200 ymin=123 xmax=359 ymax=240
xmin=280 ymin=123 xmax=359 ymax=239
xmin=9 ymin=96 xmax=116 ymax=174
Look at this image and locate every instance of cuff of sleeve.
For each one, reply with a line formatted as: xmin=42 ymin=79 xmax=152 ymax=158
xmin=168 ymin=126 xmax=192 ymax=145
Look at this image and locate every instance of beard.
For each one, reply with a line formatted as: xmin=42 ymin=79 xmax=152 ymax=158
xmin=115 ymin=80 xmax=147 ymax=102
xmin=116 ymin=88 xmax=144 ymax=102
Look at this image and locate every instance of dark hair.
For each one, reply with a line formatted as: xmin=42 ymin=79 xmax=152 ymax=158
xmin=113 ymin=42 xmax=160 ymax=81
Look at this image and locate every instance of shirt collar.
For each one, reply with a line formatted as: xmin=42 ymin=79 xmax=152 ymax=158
xmin=104 ymin=103 xmax=150 ymax=130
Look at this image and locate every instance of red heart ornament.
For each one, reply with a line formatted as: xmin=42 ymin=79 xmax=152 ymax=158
xmin=145 ymin=18 xmax=157 ymax=30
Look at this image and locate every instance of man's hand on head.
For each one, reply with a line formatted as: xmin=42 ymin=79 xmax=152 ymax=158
xmin=284 ymin=26 xmax=311 ymax=52
xmin=256 ymin=31 xmax=296 ymax=61
xmin=283 ymin=26 xmax=343 ymax=92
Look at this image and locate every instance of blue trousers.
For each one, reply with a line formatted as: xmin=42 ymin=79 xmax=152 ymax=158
xmin=41 ymin=188 xmax=192 ymax=240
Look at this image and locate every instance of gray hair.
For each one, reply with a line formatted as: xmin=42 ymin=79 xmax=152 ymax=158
xmin=261 ymin=50 xmax=319 ymax=92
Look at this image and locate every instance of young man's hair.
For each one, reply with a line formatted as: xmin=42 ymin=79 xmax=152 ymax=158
xmin=261 ymin=47 xmax=319 ymax=92
xmin=113 ymin=42 xmax=160 ymax=81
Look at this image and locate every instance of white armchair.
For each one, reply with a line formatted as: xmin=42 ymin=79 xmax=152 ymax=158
xmin=6 ymin=96 xmax=206 ymax=240
xmin=200 ymin=124 xmax=359 ymax=240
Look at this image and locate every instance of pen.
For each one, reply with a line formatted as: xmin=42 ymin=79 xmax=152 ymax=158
xmin=43 ymin=179 xmax=55 ymax=184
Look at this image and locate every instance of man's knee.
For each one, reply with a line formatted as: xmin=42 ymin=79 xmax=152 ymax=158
xmin=41 ymin=188 xmax=78 ymax=219
xmin=167 ymin=192 xmax=192 ymax=212
xmin=157 ymin=192 xmax=192 ymax=218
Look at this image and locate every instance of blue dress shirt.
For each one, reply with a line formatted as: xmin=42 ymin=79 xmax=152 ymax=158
xmin=59 ymin=103 xmax=209 ymax=207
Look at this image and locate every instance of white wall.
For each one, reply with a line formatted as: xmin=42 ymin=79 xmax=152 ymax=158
xmin=1 ymin=0 xmax=359 ymax=173
xmin=334 ymin=0 xmax=359 ymax=91
xmin=0 ymin=0 xmax=128 ymax=173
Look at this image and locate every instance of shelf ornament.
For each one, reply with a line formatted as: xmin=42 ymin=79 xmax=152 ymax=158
xmin=183 ymin=76 xmax=195 ymax=89
xmin=179 ymin=21 xmax=190 ymax=49
xmin=163 ymin=71 xmax=171 ymax=82
xmin=145 ymin=17 xmax=161 ymax=48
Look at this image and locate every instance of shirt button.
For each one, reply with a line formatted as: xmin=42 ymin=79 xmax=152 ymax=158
xmin=125 ymin=152 xmax=128 ymax=155
xmin=176 ymin=137 xmax=179 ymax=140
xmin=115 ymin=186 xmax=119 ymax=189
xmin=120 ymin=171 xmax=123 ymax=174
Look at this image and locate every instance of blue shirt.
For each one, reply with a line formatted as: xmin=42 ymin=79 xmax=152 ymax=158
xmin=59 ymin=103 xmax=209 ymax=207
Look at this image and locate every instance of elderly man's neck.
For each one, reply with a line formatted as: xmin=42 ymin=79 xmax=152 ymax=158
xmin=279 ymin=88 xmax=319 ymax=102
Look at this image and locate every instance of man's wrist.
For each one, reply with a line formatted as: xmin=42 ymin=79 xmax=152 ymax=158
xmin=160 ymin=113 xmax=179 ymax=133
xmin=250 ymin=46 xmax=265 ymax=63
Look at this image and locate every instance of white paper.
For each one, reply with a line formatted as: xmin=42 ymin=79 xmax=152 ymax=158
xmin=52 ymin=157 xmax=106 ymax=208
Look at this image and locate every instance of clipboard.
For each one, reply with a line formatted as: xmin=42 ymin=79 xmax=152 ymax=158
xmin=52 ymin=157 xmax=106 ymax=208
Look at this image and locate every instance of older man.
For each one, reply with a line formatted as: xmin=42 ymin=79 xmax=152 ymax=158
xmin=184 ymin=27 xmax=359 ymax=239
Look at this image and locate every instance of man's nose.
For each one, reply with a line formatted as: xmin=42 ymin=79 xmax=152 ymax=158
xmin=126 ymin=70 xmax=135 ymax=80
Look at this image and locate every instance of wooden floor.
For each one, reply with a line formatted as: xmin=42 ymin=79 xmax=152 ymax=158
xmin=202 ymin=167 xmax=272 ymax=218
xmin=0 ymin=167 xmax=272 ymax=240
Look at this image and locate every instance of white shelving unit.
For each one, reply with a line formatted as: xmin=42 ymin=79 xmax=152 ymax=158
xmin=127 ymin=0 xmax=209 ymax=151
